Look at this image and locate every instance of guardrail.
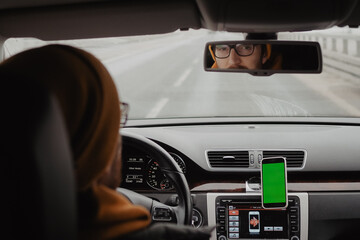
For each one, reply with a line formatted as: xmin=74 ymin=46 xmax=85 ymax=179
xmin=280 ymin=32 xmax=360 ymax=81
xmin=284 ymin=32 xmax=360 ymax=56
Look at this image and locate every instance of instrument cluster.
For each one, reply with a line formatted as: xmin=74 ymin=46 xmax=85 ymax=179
xmin=121 ymin=149 xmax=186 ymax=191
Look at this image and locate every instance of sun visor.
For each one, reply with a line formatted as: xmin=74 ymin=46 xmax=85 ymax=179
xmin=197 ymin=0 xmax=359 ymax=32
xmin=0 ymin=0 xmax=201 ymax=40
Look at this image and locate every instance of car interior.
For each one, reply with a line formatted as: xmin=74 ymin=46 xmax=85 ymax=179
xmin=2 ymin=0 xmax=360 ymax=240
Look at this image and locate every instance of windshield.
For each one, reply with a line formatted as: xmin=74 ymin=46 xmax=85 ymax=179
xmin=4 ymin=27 xmax=360 ymax=120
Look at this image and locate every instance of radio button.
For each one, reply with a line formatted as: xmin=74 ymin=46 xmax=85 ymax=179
xmin=290 ymin=207 xmax=299 ymax=213
xmin=264 ymin=226 xmax=274 ymax=231
xmin=290 ymin=220 xmax=298 ymax=225
xmin=291 ymin=226 xmax=299 ymax=232
xmin=217 ymin=226 xmax=225 ymax=232
xmin=229 ymin=233 xmax=239 ymax=238
xmin=274 ymin=226 xmax=283 ymax=231
xmin=218 ymin=207 xmax=226 ymax=214
xmin=218 ymin=220 xmax=225 ymax=225
xmin=229 ymin=216 xmax=239 ymax=221
xmin=229 ymin=221 xmax=239 ymax=227
xmin=229 ymin=210 xmax=239 ymax=215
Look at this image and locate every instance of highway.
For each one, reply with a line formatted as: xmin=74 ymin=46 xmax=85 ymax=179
xmin=101 ymin=31 xmax=359 ymax=120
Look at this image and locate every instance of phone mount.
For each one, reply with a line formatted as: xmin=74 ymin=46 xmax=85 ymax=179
xmin=246 ymin=177 xmax=261 ymax=193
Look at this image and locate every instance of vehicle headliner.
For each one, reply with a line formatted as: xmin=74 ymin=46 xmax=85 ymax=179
xmin=0 ymin=0 xmax=359 ymax=40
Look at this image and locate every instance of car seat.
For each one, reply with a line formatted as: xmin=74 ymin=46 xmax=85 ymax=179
xmin=2 ymin=78 xmax=77 ymax=239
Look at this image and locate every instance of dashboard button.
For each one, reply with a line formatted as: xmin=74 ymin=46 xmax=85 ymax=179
xmin=274 ymin=226 xmax=283 ymax=231
xmin=192 ymin=209 xmax=203 ymax=228
xmin=290 ymin=220 xmax=298 ymax=225
xmin=229 ymin=221 xmax=239 ymax=227
xmin=250 ymin=154 xmax=255 ymax=164
xmin=218 ymin=207 xmax=226 ymax=214
xmin=229 ymin=210 xmax=239 ymax=215
xmin=152 ymin=207 xmax=172 ymax=221
xmin=290 ymin=207 xmax=299 ymax=213
xmin=291 ymin=226 xmax=299 ymax=232
xmin=218 ymin=220 xmax=225 ymax=225
xmin=229 ymin=233 xmax=239 ymax=238
xmin=264 ymin=226 xmax=274 ymax=231
xmin=217 ymin=226 xmax=225 ymax=232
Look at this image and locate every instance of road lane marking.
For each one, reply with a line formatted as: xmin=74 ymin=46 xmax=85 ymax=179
xmin=173 ymin=68 xmax=192 ymax=87
xmin=250 ymin=94 xmax=309 ymax=116
xmin=146 ymin=98 xmax=169 ymax=118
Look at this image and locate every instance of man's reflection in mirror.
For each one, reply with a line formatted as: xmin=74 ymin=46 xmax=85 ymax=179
xmin=210 ymin=44 xmax=282 ymax=70
xmin=212 ymin=44 xmax=267 ymax=69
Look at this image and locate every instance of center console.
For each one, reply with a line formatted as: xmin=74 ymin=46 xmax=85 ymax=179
xmin=207 ymin=193 xmax=308 ymax=240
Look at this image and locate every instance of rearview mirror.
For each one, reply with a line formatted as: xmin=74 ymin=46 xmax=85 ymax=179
xmin=204 ymin=41 xmax=322 ymax=76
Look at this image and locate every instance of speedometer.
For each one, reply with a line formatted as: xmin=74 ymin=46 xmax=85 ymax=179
xmin=146 ymin=153 xmax=186 ymax=191
xmin=170 ymin=152 xmax=186 ymax=174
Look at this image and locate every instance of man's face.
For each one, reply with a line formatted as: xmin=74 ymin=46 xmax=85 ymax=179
xmin=215 ymin=44 xmax=267 ymax=69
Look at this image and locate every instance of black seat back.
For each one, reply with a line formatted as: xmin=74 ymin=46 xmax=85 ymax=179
xmin=2 ymin=79 xmax=76 ymax=239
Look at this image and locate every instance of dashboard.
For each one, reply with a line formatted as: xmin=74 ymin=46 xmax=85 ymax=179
xmin=120 ymin=120 xmax=360 ymax=240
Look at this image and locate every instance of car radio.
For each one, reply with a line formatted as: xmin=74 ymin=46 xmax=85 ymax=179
xmin=215 ymin=196 xmax=300 ymax=240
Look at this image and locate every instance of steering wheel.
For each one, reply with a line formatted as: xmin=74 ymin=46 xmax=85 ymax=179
xmin=117 ymin=131 xmax=193 ymax=225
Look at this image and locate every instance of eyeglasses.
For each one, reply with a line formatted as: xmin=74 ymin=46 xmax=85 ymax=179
xmin=120 ymin=102 xmax=129 ymax=127
xmin=214 ymin=44 xmax=255 ymax=59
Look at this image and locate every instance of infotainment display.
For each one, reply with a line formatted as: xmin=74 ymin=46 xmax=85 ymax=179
xmin=216 ymin=196 xmax=300 ymax=240
xmin=227 ymin=203 xmax=287 ymax=239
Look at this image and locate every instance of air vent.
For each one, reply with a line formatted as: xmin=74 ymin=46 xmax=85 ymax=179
xmin=207 ymin=151 xmax=249 ymax=168
xmin=263 ymin=150 xmax=305 ymax=168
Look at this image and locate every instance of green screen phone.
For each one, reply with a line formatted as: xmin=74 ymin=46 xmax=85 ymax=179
xmin=261 ymin=157 xmax=288 ymax=209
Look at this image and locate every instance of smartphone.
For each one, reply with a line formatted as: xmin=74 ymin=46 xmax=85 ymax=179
xmin=261 ymin=157 xmax=288 ymax=209
xmin=248 ymin=211 xmax=260 ymax=233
